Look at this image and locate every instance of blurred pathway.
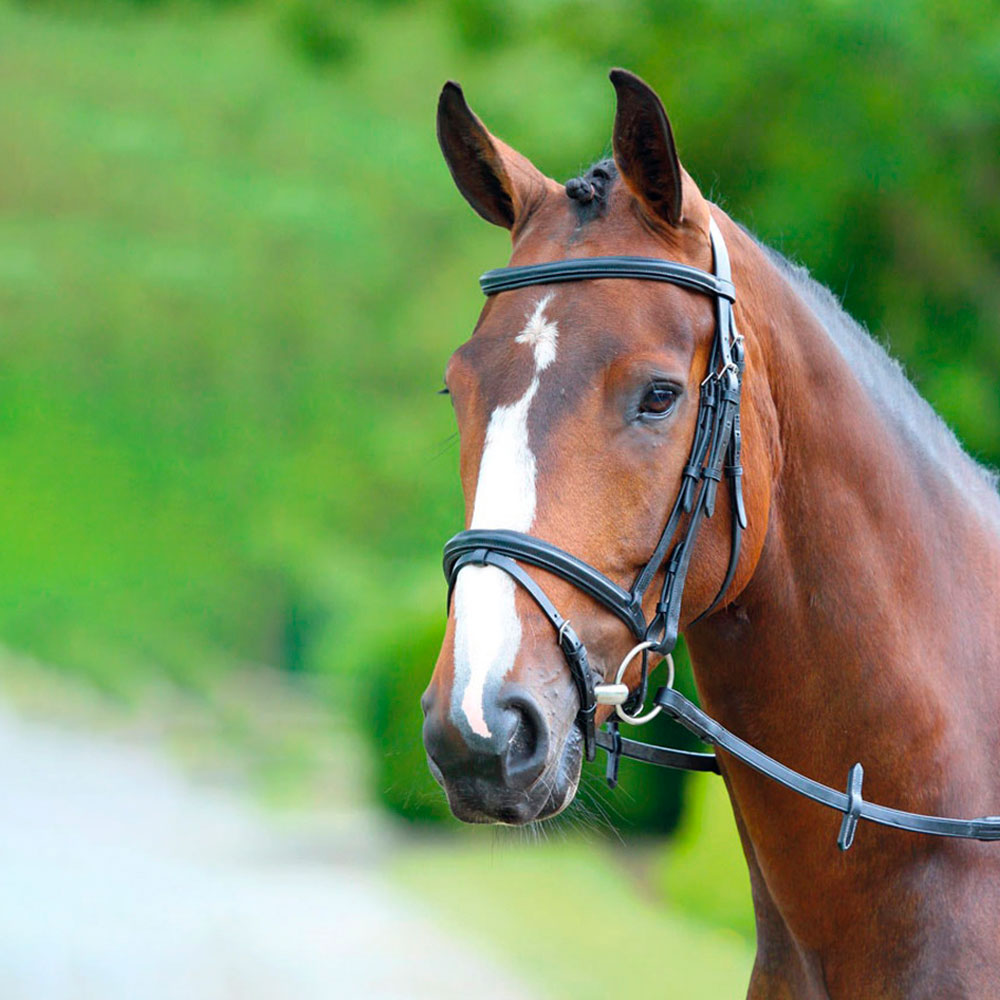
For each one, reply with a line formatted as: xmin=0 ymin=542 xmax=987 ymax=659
xmin=0 ymin=700 xmax=536 ymax=1000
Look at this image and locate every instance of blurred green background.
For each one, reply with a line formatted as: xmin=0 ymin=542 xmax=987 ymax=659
xmin=2 ymin=0 xmax=999 ymax=994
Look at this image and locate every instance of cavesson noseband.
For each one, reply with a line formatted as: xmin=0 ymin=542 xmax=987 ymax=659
xmin=442 ymin=216 xmax=1000 ymax=851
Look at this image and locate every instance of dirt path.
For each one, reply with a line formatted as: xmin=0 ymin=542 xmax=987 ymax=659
xmin=0 ymin=699 xmax=536 ymax=1000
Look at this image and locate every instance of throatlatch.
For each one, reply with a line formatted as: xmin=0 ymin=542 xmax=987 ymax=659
xmin=443 ymin=215 xmax=1000 ymax=852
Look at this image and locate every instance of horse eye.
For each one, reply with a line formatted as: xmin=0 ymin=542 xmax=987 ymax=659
xmin=639 ymin=384 xmax=678 ymax=417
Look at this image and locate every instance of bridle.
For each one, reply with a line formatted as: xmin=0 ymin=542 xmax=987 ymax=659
xmin=446 ymin=217 xmax=745 ymax=760
xmin=441 ymin=216 xmax=1000 ymax=851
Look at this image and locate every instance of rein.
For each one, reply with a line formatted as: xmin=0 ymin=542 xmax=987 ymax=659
xmin=442 ymin=216 xmax=1000 ymax=851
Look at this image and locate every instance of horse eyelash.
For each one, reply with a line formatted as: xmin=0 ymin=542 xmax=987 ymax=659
xmin=437 ymin=385 xmax=450 ymax=396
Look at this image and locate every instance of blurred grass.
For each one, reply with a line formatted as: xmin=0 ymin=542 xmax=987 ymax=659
xmin=0 ymin=639 xmax=360 ymax=811
xmin=392 ymin=772 xmax=757 ymax=996
xmin=394 ymin=836 xmax=754 ymax=1000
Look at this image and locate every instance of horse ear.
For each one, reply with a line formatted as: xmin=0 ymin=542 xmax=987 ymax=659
xmin=437 ymin=81 xmax=547 ymax=230
xmin=609 ymin=69 xmax=684 ymax=227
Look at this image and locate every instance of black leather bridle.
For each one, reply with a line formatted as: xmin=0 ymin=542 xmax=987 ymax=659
xmin=442 ymin=217 xmax=1000 ymax=851
xmin=446 ymin=218 xmax=745 ymax=762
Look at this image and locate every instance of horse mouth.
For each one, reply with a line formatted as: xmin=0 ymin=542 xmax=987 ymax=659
xmin=430 ymin=726 xmax=585 ymax=825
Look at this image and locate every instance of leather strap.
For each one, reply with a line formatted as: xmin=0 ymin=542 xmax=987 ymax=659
xmin=444 ymin=530 xmax=647 ymax=639
xmin=651 ymin=687 xmax=1000 ymax=848
xmin=595 ymin=720 xmax=720 ymax=791
xmin=629 ymin=217 xmax=743 ymax=653
xmin=447 ymin=548 xmax=598 ymax=760
xmin=480 ymin=256 xmax=736 ymax=300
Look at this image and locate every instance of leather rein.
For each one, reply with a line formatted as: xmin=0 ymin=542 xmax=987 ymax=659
xmin=442 ymin=217 xmax=1000 ymax=851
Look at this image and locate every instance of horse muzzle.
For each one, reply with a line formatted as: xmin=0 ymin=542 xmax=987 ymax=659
xmin=421 ymin=680 xmax=583 ymax=824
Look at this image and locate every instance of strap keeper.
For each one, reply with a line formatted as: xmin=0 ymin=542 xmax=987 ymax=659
xmin=703 ymin=478 xmax=720 ymax=517
xmin=604 ymin=720 xmax=622 ymax=788
xmin=702 ymin=466 xmax=723 ymax=482
xmin=558 ymin=620 xmax=583 ymax=658
xmin=732 ymin=331 xmax=745 ymax=362
xmin=837 ymin=762 xmax=865 ymax=851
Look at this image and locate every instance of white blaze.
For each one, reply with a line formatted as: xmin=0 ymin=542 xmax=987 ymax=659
xmin=452 ymin=295 xmax=558 ymax=737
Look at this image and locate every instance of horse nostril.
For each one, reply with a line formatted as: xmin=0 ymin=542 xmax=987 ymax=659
xmin=501 ymin=693 xmax=549 ymax=788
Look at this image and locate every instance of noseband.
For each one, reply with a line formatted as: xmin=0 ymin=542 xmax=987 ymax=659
xmin=441 ymin=216 xmax=1000 ymax=850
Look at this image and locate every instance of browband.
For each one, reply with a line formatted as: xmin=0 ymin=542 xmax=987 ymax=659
xmin=480 ymin=256 xmax=736 ymax=300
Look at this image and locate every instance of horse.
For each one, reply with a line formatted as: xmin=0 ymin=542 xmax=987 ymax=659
xmin=420 ymin=69 xmax=1000 ymax=997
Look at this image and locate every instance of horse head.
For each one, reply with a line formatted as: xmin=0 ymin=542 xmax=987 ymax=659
xmin=421 ymin=71 xmax=771 ymax=824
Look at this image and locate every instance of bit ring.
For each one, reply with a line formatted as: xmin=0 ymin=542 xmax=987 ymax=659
xmin=613 ymin=641 xmax=674 ymax=726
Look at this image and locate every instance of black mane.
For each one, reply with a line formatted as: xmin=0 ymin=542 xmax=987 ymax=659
xmin=565 ymin=159 xmax=617 ymax=220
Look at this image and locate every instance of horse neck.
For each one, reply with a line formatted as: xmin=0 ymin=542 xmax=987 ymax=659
xmin=687 ymin=219 xmax=1000 ymax=852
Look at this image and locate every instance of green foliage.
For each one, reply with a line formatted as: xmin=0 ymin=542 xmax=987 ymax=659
xmin=655 ymin=772 xmax=756 ymax=940
xmin=278 ymin=0 xmax=356 ymax=68
xmin=368 ymin=617 xmax=457 ymax=824
xmin=445 ymin=0 xmax=512 ymax=53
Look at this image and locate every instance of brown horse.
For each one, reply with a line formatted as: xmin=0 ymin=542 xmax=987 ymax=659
xmin=421 ymin=69 xmax=1000 ymax=997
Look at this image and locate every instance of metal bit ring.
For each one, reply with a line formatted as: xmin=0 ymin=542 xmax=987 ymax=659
xmin=614 ymin=641 xmax=674 ymax=726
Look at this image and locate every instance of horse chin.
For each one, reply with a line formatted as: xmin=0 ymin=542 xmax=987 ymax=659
xmin=436 ymin=726 xmax=585 ymax=826
xmin=534 ymin=724 xmax=585 ymax=820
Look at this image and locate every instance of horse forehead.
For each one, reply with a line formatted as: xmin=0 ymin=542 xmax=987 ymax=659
xmin=460 ymin=291 xmax=634 ymax=387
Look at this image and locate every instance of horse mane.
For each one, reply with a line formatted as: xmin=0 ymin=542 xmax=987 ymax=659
xmin=757 ymin=236 xmax=1000 ymax=504
xmin=565 ymin=159 xmax=617 ymax=219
